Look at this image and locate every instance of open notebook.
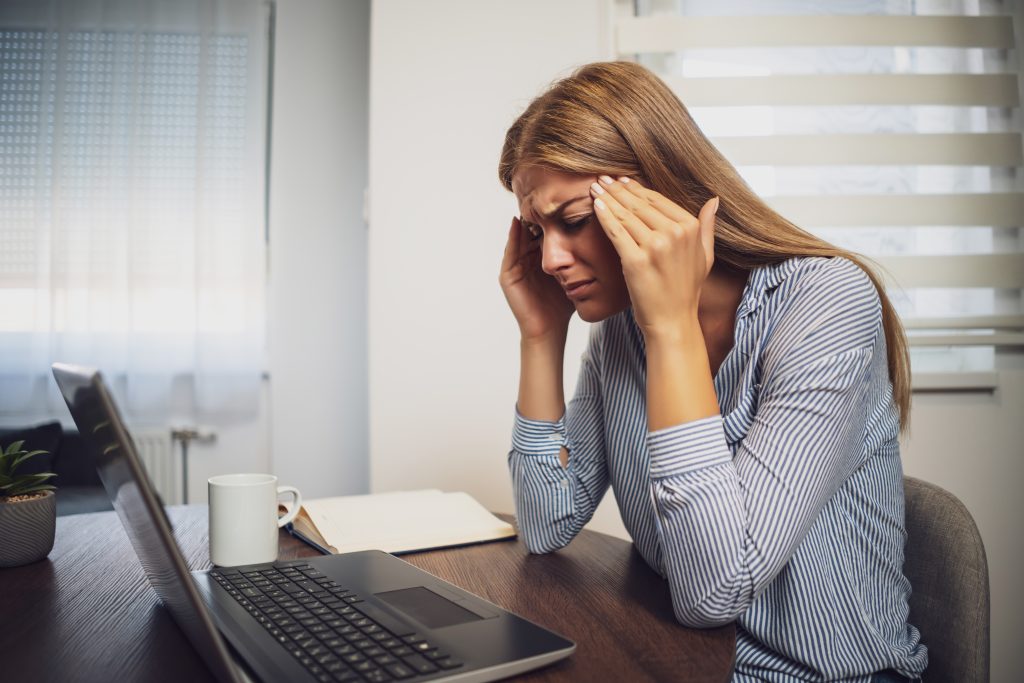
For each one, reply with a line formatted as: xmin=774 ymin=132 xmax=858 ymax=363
xmin=280 ymin=489 xmax=517 ymax=555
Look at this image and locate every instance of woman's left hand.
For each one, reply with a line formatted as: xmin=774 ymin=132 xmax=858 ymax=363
xmin=589 ymin=175 xmax=719 ymax=340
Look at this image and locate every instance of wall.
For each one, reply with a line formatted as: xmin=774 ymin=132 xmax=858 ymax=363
xmin=367 ymin=0 xmax=627 ymax=537
xmin=268 ymin=0 xmax=371 ymax=498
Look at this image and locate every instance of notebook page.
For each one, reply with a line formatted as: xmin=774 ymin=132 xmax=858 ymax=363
xmin=302 ymin=490 xmax=515 ymax=554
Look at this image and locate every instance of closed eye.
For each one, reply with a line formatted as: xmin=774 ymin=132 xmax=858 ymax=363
xmin=564 ymin=214 xmax=592 ymax=232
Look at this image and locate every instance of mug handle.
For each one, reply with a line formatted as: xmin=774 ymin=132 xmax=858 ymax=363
xmin=276 ymin=486 xmax=303 ymax=527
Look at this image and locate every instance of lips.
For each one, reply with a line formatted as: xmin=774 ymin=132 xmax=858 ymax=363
xmin=563 ymin=279 xmax=595 ymax=299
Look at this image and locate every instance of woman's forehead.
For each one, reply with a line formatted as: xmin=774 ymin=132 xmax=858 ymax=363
xmin=512 ymin=167 xmax=593 ymax=217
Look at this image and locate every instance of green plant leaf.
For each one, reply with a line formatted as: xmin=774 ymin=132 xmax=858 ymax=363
xmin=4 ymin=482 xmax=56 ymax=497
xmin=10 ymin=450 xmax=48 ymax=473
xmin=3 ymin=440 xmax=25 ymax=457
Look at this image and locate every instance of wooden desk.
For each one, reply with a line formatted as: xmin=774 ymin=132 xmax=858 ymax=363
xmin=0 ymin=507 xmax=734 ymax=682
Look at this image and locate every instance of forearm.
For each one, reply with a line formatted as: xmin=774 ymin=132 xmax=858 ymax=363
xmin=517 ymin=331 xmax=567 ymax=422
xmin=644 ymin=316 xmax=720 ymax=432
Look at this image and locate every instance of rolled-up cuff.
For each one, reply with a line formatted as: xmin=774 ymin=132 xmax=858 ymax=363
xmin=512 ymin=408 xmax=568 ymax=455
xmin=648 ymin=415 xmax=732 ymax=479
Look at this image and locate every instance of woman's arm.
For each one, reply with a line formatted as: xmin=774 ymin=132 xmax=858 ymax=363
xmin=509 ymin=330 xmax=611 ymax=553
xmin=588 ymin=177 xmax=884 ymax=627
xmin=499 ymin=215 xmax=610 ymax=552
xmin=650 ymin=262 xmax=881 ymax=626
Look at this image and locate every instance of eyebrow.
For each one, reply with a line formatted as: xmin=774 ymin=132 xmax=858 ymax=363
xmin=521 ymin=194 xmax=591 ymax=225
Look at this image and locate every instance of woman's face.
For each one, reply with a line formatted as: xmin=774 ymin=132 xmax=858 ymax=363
xmin=512 ymin=166 xmax=631 ymax=323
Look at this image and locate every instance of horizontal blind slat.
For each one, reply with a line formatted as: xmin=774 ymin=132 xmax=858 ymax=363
xmin=765 ymin=193 xmax=1024 ymax=227
xmin=911 ymin=372 xmax=998 ymax=391
xmin=874 ymin=254 xmax=1024 ymax=288
xmin=669 ymin=74 xmax=1020 ymax=107
xmin=617 ymin=15 xmax=1015 ymax=51
xmin=713 ymin=133 xmax=1022 ymax=165
xmin=906 ymin=333 xmax=1024 ymax=347
xmin=903 ymin=315 xmax=1024 ymax=330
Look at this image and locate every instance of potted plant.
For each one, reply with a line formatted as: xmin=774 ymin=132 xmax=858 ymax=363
xmin=0 ymin=439 xmax=57 ymax=567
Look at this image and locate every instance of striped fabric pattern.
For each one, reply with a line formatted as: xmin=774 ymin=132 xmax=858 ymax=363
xmin=508 ymin=256 xmax=928 ymax=682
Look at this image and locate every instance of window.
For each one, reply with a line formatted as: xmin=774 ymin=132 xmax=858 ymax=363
xmin=0 ymin=0 xmax=268 ymax=418
xmin=617 ymin=0 xmax=1024 ymax=390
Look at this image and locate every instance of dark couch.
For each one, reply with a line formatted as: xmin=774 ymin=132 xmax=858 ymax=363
xmin=0 ymin=421 xmax=113 ymax=516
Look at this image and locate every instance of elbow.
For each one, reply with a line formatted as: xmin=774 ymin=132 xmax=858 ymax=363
xmin=521 ymin=532 xmax=569 ymax=555
xmin=670 ymin=590 xmax=747 ymax=628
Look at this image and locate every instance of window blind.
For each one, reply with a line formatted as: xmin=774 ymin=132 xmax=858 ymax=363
xmin=614 ymin=0 xmax=1024 ymax=389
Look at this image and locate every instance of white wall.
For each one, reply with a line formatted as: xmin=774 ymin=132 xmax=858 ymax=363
xmin=268 ymin=0 xmax=371 ymax=498
xmin=367 ymin=0 xmax=627 ymax=537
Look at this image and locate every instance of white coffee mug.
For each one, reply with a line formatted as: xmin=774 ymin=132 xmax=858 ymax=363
xmin=208 ymin=473 xmax=302 ymax=567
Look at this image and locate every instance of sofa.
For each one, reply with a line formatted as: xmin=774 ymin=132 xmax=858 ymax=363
xmin=0 ymin=421 xmax=113 ymax=516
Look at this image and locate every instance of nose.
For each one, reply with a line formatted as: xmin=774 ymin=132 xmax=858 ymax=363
xmin=540 ymin=230 xmax=574 ymax=276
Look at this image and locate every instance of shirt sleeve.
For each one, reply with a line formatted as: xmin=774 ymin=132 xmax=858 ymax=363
xmin=649 ymin=259 xmax=884 ymax=627
xmin=508 ymin=329 xmax=610 ymax=554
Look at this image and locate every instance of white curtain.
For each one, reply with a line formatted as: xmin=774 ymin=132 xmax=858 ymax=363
xmin=0 ymin=0 xmax=267 ymax=420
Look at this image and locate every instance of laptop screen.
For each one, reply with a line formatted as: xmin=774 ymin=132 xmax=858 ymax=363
xmin=51 ymin=363 xmax=241 ymax=683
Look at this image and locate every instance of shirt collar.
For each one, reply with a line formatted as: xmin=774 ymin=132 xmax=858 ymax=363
xmin=734 ymin=257 xmax=801 ymax=320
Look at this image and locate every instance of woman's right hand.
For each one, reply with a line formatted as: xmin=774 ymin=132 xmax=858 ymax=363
xmin=499 ymin=216 xmax=575 ymax=343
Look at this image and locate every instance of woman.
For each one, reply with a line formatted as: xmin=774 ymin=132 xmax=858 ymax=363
xmin=498 ymin=62 xmax=927 ymax=682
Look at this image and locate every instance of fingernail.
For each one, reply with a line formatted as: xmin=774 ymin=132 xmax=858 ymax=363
xmin=594 ymin=197 xmax=606 ymax=210
xmin=590 ymin=182 xmax=604 ymax=195
xmin=599 ymin=175 xmax=614 ymax=185
xmin=618 ymin=176 xmax=630 ymax=183
xmin=711 ymin=196 xmax=720 ymax=214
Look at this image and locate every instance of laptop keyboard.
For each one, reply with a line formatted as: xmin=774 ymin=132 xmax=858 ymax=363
xmin=209 ymin=562 xmax=464 ymax=682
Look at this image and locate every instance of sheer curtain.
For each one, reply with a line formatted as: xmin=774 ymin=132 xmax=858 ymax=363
xmin=0 ymin=0 xmax=267 ymax=420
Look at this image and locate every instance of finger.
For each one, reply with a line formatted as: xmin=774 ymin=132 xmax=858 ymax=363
xmin=501 ymin=216 xmax=520 ymax=272
xmin=696 ymin=196 xmax=719 ymax=272
xmin=591 ymin=180 xmax=651 ymax=246
xmin=597 ymin=176 xmax=679 ymax=234
xmin=617 ymin=176 xmax=691 ymax=225
xmin=592 ymin=195 xmax=642 ymax=260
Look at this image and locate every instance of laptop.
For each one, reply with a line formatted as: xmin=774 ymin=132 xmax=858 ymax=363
xmin=51 ymin=363 xmax=575 ymax=683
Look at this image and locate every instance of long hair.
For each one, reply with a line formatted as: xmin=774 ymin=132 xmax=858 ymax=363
xmin=499 ymin=61 xmax=911 ymax=430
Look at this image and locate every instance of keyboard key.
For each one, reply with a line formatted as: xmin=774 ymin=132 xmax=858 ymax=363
xmin=363 ymin=671 xmax=389 ymax=683
xmin=384 ymin=662 xmax=415 ymax=680
xmin=401 ymin=654 xmax=438 ymax=675
xmin=351 ymin=660 xmax=377 ymax=673
xmin=390 ymin=645 xmax=414 ymax=657
xmin=436 ymin=657 xmax=463 ymax=670
xmin=355 ymin=603 xmax=416 ymax=637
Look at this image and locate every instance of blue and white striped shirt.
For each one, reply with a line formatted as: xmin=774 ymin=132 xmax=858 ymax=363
xmin=509 ymin=256 xmax=928 ymax=682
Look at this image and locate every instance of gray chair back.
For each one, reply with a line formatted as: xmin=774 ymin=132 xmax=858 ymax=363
xmin=903 ymin=476 xmax=990 ymax=683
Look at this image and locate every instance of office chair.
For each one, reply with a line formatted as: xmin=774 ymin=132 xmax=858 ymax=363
xmin=903 ymin=476 xmax=990 ymax=683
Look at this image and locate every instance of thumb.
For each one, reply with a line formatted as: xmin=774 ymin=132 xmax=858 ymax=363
xmin=697 ymin=196 xmax=719 ymax=273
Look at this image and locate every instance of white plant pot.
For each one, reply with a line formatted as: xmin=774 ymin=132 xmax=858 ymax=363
xmin=0 ymin=490 xmax=56 ymax=567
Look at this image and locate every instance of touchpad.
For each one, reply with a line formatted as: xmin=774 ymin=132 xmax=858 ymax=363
xmin=375 ymin=586 xmax=483 ymax=629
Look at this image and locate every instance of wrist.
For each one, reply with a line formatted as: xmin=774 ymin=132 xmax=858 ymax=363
xmin=641 ymin=313 xmax=702 ymax=348
xmin=520 ymin=328 xmax=569 ymax=353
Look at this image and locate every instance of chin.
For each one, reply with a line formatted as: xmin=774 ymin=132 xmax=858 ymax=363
xmin=574 ymin=300 xmax=618 ymax=323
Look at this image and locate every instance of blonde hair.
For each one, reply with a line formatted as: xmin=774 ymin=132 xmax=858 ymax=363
xmin=499 ymin=61 xmax=911 ymax=430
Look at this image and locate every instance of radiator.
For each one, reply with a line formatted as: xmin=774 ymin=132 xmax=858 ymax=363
xmin=132 ymin=430 xmax=180 ymax=505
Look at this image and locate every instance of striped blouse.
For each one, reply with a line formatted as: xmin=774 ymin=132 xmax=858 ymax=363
xmin=508 ymin=256 xmax=928 ymax=682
